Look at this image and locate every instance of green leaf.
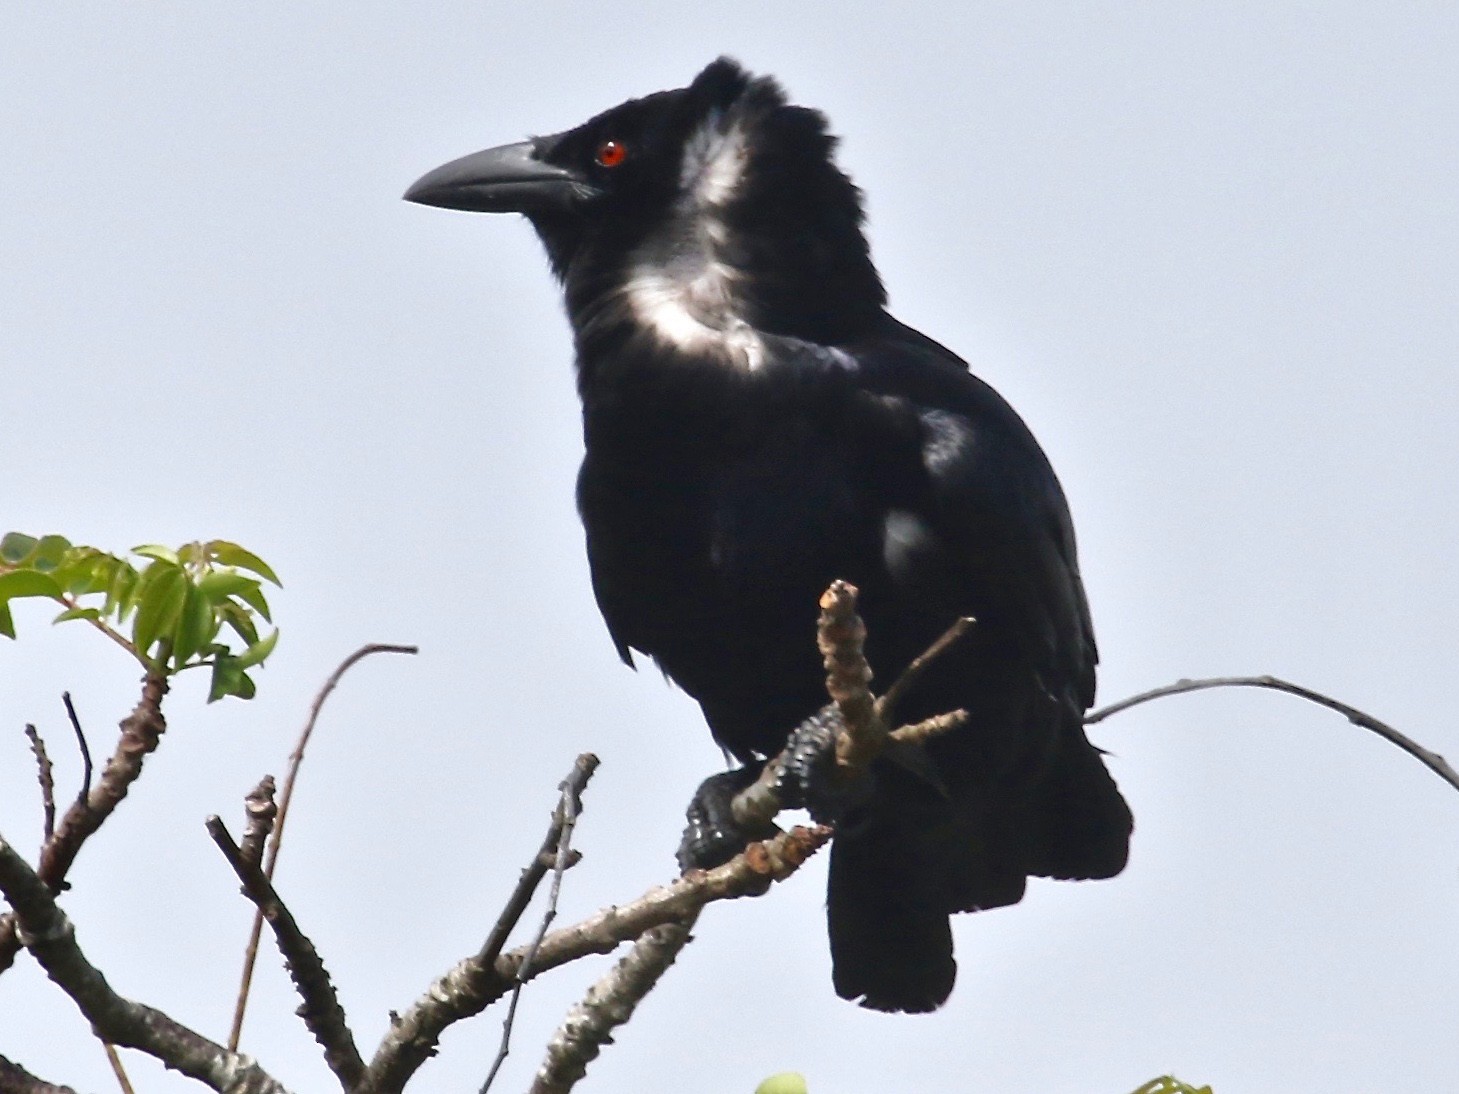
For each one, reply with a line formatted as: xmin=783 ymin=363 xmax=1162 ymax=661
xmin=0 ymin=602 xmax=14 ymax=639
xmin=207 ymin=541 xmax=281 ymax=587
xmin=132 ymin=565 xmax=186 ymax=658
xmin=172 ymin=583 xmax=216 ymax=668
xmin=198 ymin=571 xmax=259 ymax=600
xmin=1 ymin=532 xmax=38 ymax=565
xmin=0 ymin=570 xmax=64 ymax=600
xmin=208 ymin=658 xmax=257 ymax=702
xmin=755 ymin=1075 xmax=808 ymax=1094
xmin=55 ymin=548 xmax=113 ymax=597
xmin=105 ymin=562 xmax=139 ymax=623
xmin=31 ymin=535 xmax=72 ymax=572
xmin=234 ymin=627 xmax=279 ymax=669
xmin=53 ymin=606 xmax=103 ymax=624
xmin=217 ymin=599 xmax=260 ymax=646
xmin=208 ymin=658 xmax=242 ymax=702
xmin=232 ymin=583 xmax=272 ymax=623
xmin=132 ymin=544 xmax=180 ymax=567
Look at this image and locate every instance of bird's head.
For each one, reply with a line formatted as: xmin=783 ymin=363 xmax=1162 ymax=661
xmin=406 ymin=58 xmax=885 ymax=347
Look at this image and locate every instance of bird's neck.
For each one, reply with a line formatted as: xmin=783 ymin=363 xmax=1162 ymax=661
xmin=562 ymin=120 xmax=886 ymax=372
xmin=563 ymin=229 xmax=884 ymax=381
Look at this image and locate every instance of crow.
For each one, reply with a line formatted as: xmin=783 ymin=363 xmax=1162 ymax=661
xmin=405 ymin=57 xmax=1132 ymax=1013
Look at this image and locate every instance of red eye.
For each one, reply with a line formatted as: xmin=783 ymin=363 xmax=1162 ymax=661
xmin=595 ymin=139 xmax=627 ymax=168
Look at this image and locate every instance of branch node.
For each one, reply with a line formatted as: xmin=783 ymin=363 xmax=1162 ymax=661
xmin=239 ymin=776 xmax=278 ymax=868
xmin=23 ymin=725 xmax=57 ymax=846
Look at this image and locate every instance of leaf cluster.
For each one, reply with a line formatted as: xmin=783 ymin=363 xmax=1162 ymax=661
xmin=1131 ymin=1078 xmax=1214 ymax=1094
xmin=0 ymin=533 xmax=281 ymax=701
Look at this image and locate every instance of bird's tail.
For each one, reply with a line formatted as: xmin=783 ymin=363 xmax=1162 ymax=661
xmin=826 ymin=807 xmax=957 ymax=1013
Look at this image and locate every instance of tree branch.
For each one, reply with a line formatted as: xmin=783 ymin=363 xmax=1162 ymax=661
xmin=238 ymin=776 xmax=277 ymax=868
xmin=527 ymin=914 xmax=698 ymax=1094
xmin=0 ymin=834 xmax=291 ymax=1094
xmin=816 ymin=581 xmax=883 ymax=770
xmin=360 ymin=825 xmax=831 ymax=1094
xmin=229 ymin=642 xmax=418 ymax=1052
xmin=1086 ymin=674 xmax=1459 ymax=794
xmin=0 ymin=670 xmax=169 ymax=977
xmin=101 ymin=1043 xmax=136 ymax=1094
xmin=476 ymin=755 xmax=598 ymax=974
xmin=479 ymin=755 xmax=599 ymax=1093
xmin=23 ymin=725 xmax=56 ymax=846
xmin=733 ymin=584 xmax=969 ymax=831
xmin=875 ymin=615 xmax=975 ymax=725
xmin=0 ymin=1054 xmax=79 ymax=1094
xmin=61 ymin=692 xmax=93 ymax=803
xmin=207 ymin=817 xmax=363 ymax=1090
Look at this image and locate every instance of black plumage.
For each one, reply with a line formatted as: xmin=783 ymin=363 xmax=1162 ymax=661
xmin=406 ymin=57 xmax=1132 ymax=1013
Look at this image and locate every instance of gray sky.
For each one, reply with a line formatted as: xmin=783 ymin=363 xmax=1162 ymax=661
xmin=3 ymin=4 xmax=1457 ymax=1092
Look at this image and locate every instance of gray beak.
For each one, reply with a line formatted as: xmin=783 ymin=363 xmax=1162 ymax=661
xmin=403 ymin=140 xmax=593 ymax=214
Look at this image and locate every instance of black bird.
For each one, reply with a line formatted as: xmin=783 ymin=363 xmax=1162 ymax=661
xmin=406 ymin=58 xmax=1131 ymax=1013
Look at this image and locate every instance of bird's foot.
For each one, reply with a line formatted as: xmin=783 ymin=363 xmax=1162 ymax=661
xmin=677 ymin=764 xmax=772 ymax=871
xmin=774 ymin=704 xmax=873 ymax=823
xmin=677 ymin=706 xmax=874 ymax=872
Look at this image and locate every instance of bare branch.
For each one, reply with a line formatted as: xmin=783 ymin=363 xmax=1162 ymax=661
xmin=0 ymin=833 xmax=291 ymax=1094
xmin=476 ymin=755 xmax=599 ymax=974
xmin=23 ymin=725 xmax=56 ymax=845
xmin=361 ymin=825 xmax=831 ymax=1094
xmin=61 ymin=692 xmax=93 ymax=803
xmin=101 ymin=1043 xmax=136 ymax=1094
xmin=1086 ymin=674 xmax=1459 ymax=794
xmin=480 ymin=756 xmax=597 ymax=1093
xmin=816 ymin=581 xmax=883 ymax=770
xmin=528 ymin=915 xmax=698 ymax=1094
xmin=0 ymin=670 xmax=169 ymax=977
xmin=239 ymin=777 xmax=277 ymax=868
xmin=734 ymin=586 xmax=973 ymax=831
xmin=0 ymin=1054 xmax=79 ymax=1094
xmin=888 ymin=709 xmax=968 ymax=747
xmin=876 ymin=615 xmax=975 ymax=725
xmin=207 ymin=817 xmax=363 ymax=1091
xmin=230 ymin=642 xmax=418 ymax=1052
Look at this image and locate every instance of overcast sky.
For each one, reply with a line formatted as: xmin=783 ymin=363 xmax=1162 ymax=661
xmin=3 ymin=4 xmax=1457 ymax=1092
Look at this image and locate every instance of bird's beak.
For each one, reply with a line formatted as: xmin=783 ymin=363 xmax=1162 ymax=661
xmin=403 ymin=140 xmax=592 ymax=214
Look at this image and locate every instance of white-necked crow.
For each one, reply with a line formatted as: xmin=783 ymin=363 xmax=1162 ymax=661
xmin=406 ymin=57 xmax=1131 ymax=1013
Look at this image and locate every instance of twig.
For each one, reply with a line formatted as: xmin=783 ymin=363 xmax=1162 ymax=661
xmin=0 ymin=833 xmax=292 ymax=1094
xmin=239 ymin=777 xmax=277 ymax=868
xmin=23 ymin=726 xmax=56 ymax=845
xmin=0 ymin=1054 xmax=80 ymax=1094
xmin=475 ymin=756 xmax=599 ymax=975
xmin=360 ymin=825 xmax=831 ymax=1094
xmin=875 ymin=616 xmax=975 ymax=725
xmin=101 ymin=1043 xmax=136 ymax=1094
xmin=1086 ymin=674 xmax=1459 ymax=794
xmin=528 ymin=914 xmax=699 ymax=1094
xmin=0 ymin=670 xmax=169 ymax=978
xmin=229 ymin=642 xmax=418 ymax=1052
xmin=207 ymin=817 xmax=363 ymax=1090
xmin=816 ymin=581 xmax=883 ymax=770
xmin=480 ymin=757 xmax=595 ymax=1093
xmin=888 ymin=709 xmax=968 ymax=747
xmin=61 ymin=692 xmax=93 ymax=803
xmin=733 ymin=586 xmax=971 ymax=831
